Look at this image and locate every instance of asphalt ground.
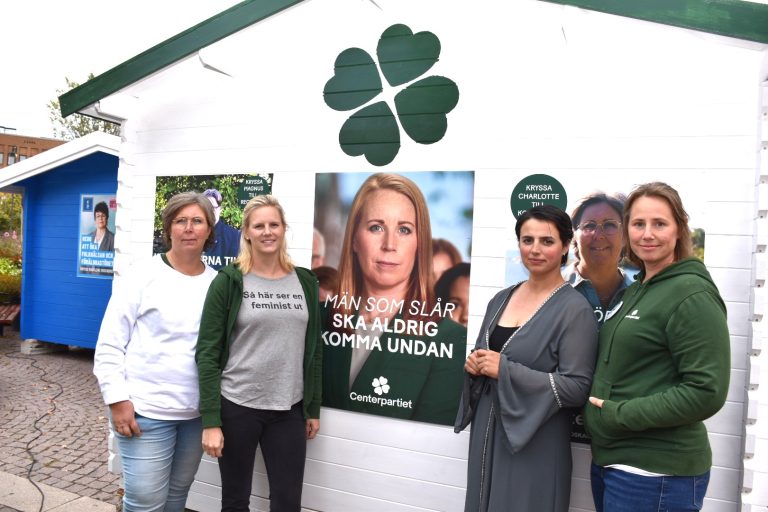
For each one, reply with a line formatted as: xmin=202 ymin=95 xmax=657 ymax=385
xmin=0 ymin=330 xmax=121 ymax=510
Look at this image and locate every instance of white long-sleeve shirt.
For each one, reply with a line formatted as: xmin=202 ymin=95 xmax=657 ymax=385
xmin=93 ymin=255 xmax=217 ymax=420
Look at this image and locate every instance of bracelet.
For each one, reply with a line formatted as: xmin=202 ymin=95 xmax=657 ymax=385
xmin=548 ymin=373 xmax=563 ymax=408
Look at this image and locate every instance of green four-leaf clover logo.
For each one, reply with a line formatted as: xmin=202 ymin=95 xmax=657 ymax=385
xmin=323 ymin=24 xmax=459 ymax=166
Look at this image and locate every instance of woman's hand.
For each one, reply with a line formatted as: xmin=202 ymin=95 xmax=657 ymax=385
xmin=202 ymin=427 xmax=224 ymax=458
xmin=468 ymin=349 xmax=500 ymax=379
xmin=589 ymin=396 xmax=605 ymax=408
xmin=306 ymin=419 xmax=320 ymax=440
xmin=465 ymin=350 xmax=481 ymax=376
xmin=109 ymin=400 xmax=141 ymax=437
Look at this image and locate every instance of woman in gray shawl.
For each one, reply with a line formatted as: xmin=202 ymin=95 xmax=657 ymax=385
xmin=455 ymin=205 xmax=598 ymax=512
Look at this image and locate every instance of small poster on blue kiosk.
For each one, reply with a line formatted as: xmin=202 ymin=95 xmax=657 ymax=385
xmin=77 ymin=194 xmax=117 ymax=278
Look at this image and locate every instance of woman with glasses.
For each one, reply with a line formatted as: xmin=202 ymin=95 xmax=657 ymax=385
xmin=94 ymin=192 xmax=218 ymax=511
xmin=585 ymin=182 xmax=729 ymax=512
xmin=564 ymin=192 xmax=634 ymax=326
xmin=89 ymin=201 xmax=115 ymax=252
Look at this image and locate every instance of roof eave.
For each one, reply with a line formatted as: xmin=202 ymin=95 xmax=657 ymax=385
xmin=0 ymin=132 xmax=121 ymax=189
xmin=539 ymin=0 xmax=768 ymax=44
xmin=60 ymin=0 xmax=768 ymax=121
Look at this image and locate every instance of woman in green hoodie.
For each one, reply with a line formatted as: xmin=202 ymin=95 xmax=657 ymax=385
xmin=584 ymin=182 xmax=730 ymax=512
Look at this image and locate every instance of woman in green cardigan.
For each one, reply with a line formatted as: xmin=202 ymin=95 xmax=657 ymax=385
xmin=196 ymin=194 xmax=322 ymax=512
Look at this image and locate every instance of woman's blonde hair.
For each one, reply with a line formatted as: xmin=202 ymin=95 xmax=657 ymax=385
xmin=336 ymin=173 xmax=434 ymax=320
xmin=235 ymin=195 xmax=294 ymax=274
xmin=623 ymin=182 xmax=692 ymax=270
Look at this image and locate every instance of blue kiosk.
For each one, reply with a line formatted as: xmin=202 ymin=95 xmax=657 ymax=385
xmin=0 ymin=132 xmax=120 ymax=349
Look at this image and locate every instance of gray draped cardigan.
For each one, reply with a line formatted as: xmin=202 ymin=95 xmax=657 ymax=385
xmin=455 ymin=283 xmax=598 ymax=512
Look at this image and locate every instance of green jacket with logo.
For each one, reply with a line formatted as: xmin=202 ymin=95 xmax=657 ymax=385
xmin=322 ymin=314 xmax=466 ymax=426
xmin=195 ymin=263 xmax=323 ymax=428
xmin=584 ymin=257 xmax=730 ymax=475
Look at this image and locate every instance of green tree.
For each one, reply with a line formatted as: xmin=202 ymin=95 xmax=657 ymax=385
xmin=47 ymin=74 xmax=121 ymax=140
xmin=0 ymin=193 xmax=22 ymax=233
xmin=691 ymin=228 xmax=705 ymax=260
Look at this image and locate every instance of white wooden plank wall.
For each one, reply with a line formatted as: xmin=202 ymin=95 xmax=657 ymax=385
xmin=96 ymin=2 xmax=768 ymax=510
xmin=742 ymin=80 xmax=768 ymax=512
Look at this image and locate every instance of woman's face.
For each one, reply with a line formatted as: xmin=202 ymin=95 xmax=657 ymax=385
xmin=244 ymin=206 xmax=285 ymax=259
xmin=447 ymin=275 xmax=469 ymax=327
xmin=352 ymin=189 xmax=418 ymax=297
xmin=518 ymin=218 xmax=568 ymax=277
xmin=169 ymin=204 xmax=211 ymax=255
xmin=628 ymin=195 xmax=679 ymax=273
xmin=575 ymin=202 xmax=623 ymax=269
xmin=95 ymin=211 xmax=107 ymax=230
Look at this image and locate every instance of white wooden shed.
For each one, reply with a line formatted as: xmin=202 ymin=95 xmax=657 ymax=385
xmin=61 ymin=1 xmax=768 ymax=510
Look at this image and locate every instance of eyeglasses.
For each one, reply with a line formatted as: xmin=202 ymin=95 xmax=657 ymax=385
xmin=173 ymin=217 xmax=207 ymax=228
xmin=578 ymin=220 xmax=621 ymax=236
xmin=94 ymin=213 xmax=107 ymax=219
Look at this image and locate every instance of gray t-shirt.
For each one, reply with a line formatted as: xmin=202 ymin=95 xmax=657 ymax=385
xmin=221 ymin=270 xmax=308 ymax=410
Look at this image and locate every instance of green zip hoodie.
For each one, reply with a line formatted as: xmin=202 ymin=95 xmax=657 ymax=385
xmin=584 ymin=257 xmax=729 ymax=475
xmin=195 ymin=263 xmax=322 ymax=428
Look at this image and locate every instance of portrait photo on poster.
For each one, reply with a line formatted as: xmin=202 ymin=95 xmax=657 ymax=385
xmin=314 ymin=171 xmax=474 ymax=426
xmin=77 ymin=194 xmax=117 ymax=278
xmin=153 ymin=174 xmax=273 ymax=270
xmin=503 ymin=170 xmax=708 ymax=443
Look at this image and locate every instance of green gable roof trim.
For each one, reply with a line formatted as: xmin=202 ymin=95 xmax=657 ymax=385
xmin=540 ymin=0 xmax=768 ymax=44
xmin=59 ymin=0 xmax=304 ymax=118
xmin=61 ymin=0 xmax=768 ymax=120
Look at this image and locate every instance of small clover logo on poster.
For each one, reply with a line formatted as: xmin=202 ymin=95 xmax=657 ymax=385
xmin=323 ymin=24 xmax=459 ymax=166
xmin=372 ymin=376 xmax=390 ymax=396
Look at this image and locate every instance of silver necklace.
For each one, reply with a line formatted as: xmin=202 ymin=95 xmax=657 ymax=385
xmin=485 ymin=281 xmax=568 ymax=353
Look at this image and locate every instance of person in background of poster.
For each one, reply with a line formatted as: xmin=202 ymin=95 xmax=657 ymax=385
xmin=586 ymin=182 xmax=730 ymax=512
xmin=435 ymin=262 xmax=471 ymax=327
xmin=563 ymin=192 xmax=634 ymax=326
xmin=93 ymin=192 xmax=217 ymax=512
xmin=196 ymin=195 xmax=322 ymax=512
xmin=322 ymin=173 xmax=466 ymax=426
xmin=455 ymin=205 xmax=598 ymax=512
xmin=432 ymin=238 xmax=462 ymax=282
xmin=202 ymin=188 xmax=241 ymax=269
xmin=312 ymin=228 xmax=326 ymax=269
xmin=89 ymin=201 xmax=115 ymax=252
xmin=313 ymin=265 xmax=339 ymax=303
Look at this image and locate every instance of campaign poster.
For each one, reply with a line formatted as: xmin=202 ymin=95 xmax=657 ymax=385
xmin=77 ymin=194 xmax=117 ymax=278
xmin=153 ymin=174 xmax=272 ymax=270
xmin=503 ymin=171 xmax=707 ymax=442
xmin=314 ymin=171 xmax=474 ymax=426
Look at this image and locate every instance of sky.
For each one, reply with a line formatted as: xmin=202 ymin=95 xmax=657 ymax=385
xmin=1 ymin=1 xmax=241 ymax=139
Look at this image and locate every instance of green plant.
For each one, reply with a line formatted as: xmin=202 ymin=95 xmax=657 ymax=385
xmin=154 ymin=174 xmax=272 ymax=236
xmin=0 ymin=274 xmax=21 ymax=303
xmin=0 ymin=237 xmax=21 ymax=260
xmin=0 ymin=258 xmax=21 ymax=277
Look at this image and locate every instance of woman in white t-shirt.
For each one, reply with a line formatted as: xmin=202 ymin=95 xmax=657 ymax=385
xmin=94 ymin=192 xmax=218 ymax=512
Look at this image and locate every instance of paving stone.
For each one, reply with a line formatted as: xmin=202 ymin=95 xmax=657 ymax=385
xmin=0 ymin=335 xmax=121 ymax=508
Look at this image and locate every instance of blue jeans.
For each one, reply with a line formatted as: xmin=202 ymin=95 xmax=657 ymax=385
xmin=114 ymin=415 xmax=203 ymax=512
xmin=591 ymin=462 xmax=709 ymax=512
